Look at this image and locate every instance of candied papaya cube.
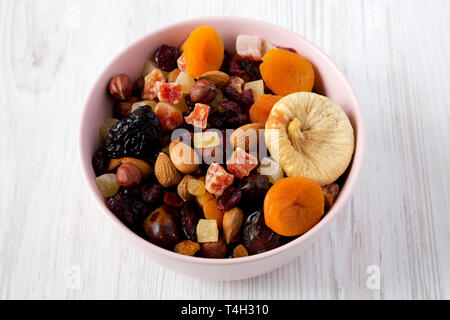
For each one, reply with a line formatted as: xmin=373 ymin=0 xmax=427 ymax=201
xmin=142 ymin=69 xmax=165 ymax=100
xmin=205 ymin=163 xmax=234 ymax=196
xmin=157 ymin=82 xmax=183 ymax=105
xmin=226 ymin=147 xmax=258 ymax=179
xmin=155 ymin=102 xmax=183 ymax=132
xmin=184 ymin=103 xmax=211 ymax=129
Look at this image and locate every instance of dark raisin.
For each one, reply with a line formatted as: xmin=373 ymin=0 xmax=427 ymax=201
xmin=180 ymin=202 xmax=200 ymax=241
xmin=224 ymin=87 xmax=254 ymax=112
xmin=240 ymin=174 xmax=270 ymax=203
xmin=228 ymin=60 xmax=247 ymax=78
xmin=164 ymin=191 xmax=184 ymax=208
xmin=141 ymin=183 xmax=163 ymax=207
xmin=240 ymin=59 xmax=262 ymax=80
xmin=105 ymin=106 xmax=162 ymax=159
xmin=106 ymin=191 xmax=149 ymax=229
xmin=154 ymin=44 xmax=179 ymax=72
xmin=241 ymin=210 xmax=280 ymax=255
xmin=184 ymin=94 xmax=196 ymax=113
xmin=92 ymin=148 xmax=108 ymax=176
xmin=216 ymin=186 xmax=242 ymax=212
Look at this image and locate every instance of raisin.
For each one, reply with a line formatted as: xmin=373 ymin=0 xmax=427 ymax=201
xmin=106 ymin=191 xmax=150 ymax=229
xmin=240 ymin=174 xmax=270 ymax=203
xmin=105 ymin=106 xmax=162 ymax=159
xmin=154 ymin=44 xmax=179 ymax=72
xmin=240 ymin=59 xmax=262 ymax=80
xmin=141 ymin=183 xmax=163 ymax=207
xmin=241 ymin=210 xmax=280 ymax=255
xmin=92 ymin=148 xmax=108 ymax=176
xmin=184 ymin=94 xmax=196 ymax=112
xmin=216 ymin=186 xmax=242 ymax=212
xmin=164 ymin=191 xmax=184 ymax=208
xmin=228 ymin=60 xmax=247 ymax=78
xmin=181 ymin=202 xmax=200 ymax=241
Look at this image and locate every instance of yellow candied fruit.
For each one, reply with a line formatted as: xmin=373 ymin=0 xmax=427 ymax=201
xmin=187 ymin=178 xmax=206 ymax=196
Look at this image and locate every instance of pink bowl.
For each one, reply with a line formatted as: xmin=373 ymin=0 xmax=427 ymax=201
xmin=79 ymin=17 xmax=365 ymax=281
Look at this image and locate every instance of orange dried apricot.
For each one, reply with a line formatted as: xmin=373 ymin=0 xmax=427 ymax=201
xmin=264 ymin=177 xmax=324 ymax=236
xmin=260 ymin=49 xmax=314 ymax=96
xmin=203 ymin=199 xmax=224 ymax=229
xmin=183 ymin=26 xmax=225 ymax=78
xmin=249 ymin=94 xmax=282 ymax=125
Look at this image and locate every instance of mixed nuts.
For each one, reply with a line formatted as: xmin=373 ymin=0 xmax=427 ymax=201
xmin=92 ymin=25 xmax=355 ymax=259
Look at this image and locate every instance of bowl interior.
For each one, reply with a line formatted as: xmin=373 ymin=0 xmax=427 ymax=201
xmin=79 ymin=17 xmax=364 ymax=264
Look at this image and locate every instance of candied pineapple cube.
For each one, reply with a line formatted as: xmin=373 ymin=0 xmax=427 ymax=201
xmin=244 ymin=80 xmax=264 ymax=101
xmin=193 ymin=131 xmax=221 ymax=149
xmin=196 ymin=219 xmax=219 ymax=243
xmin=175 ymin=71 xmax=195 ymax=94
xmin=95 ymin=174 xmax=120 ymax=198
xmin=187 ymin=178 xmax=206 ymax=196
xmin=258 ymin=157 xmax=284 ymax=184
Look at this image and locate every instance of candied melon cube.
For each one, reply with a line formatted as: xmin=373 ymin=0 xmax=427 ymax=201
xmin=175 ymin=71 xmax=195 ymax=94
xmin=193 ymin=131 xmax=221 ymax=149
xmin=244 ymin=80 xmax=264 ymax=101
xmin=196 ymin=219 xmax=219 ymax=243
xmin=258 ymin=157 xmax=284 ymax=184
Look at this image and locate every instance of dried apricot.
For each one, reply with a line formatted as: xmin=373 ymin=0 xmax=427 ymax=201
xmin=183 ymin=26 xmax=225 ymax=78
xmin=249 ymin=94 xmax=282 ymax=125
xmin=260 ymin=49 xmax=314 ymax=96
xmin=264 ymin=177 xmax=324 ymax=236
xmin=202 ymin=199 xmax=224 ymax=229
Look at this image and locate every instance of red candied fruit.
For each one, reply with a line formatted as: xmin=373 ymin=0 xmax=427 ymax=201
xmin=184 ymin=103 xmax=211 ymax=129
xmin=142 ymin=69 xmax=165 ymax=100
xmin=157 ymin=82 xmax=183 ymax=105
xmin=226 ymin=147 xmax=258 ymax=179
xmin=177 ymin=53 xmax=187 ymax=73
xmin=205 ymin=163 xmax=234 ymax=196
xmin=155 ymin=102 xmax=183 ymax=132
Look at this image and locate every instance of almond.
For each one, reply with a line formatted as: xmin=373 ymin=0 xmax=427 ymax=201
xmin=107 ymin=158 xmax=122 ymax=171
xmin=169 ymin=140 xmax=199 ymax=174
xmin=198 ymin=71 xmax=230 ymax=88
xmin=154 ymin=152 xmax=182 ymax=187
xmin=222 ymin=207 xmax=244 ymax=244
xmin=120 ymin=157 xmax=153 ymax=179
xmin=230 ymin=123 xmax=264 ymax=152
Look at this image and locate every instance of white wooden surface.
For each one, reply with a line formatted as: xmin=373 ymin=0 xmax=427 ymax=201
xmin=1 ymin=0 xmax=450 ymax=300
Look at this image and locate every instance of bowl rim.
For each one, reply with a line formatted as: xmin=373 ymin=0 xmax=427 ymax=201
xmin=79 ymin=16 xmax=366 ymax=265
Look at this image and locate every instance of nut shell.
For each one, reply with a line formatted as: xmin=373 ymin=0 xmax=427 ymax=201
xmin=155 ymin=152 xmax=182 ymax=187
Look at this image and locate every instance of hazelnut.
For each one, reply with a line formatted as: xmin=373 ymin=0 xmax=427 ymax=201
xmin=199 ymin=235 xmax=227 ymax=258
xmin=114 ymin=97 xmax=139 ymax=118
xmin=190 ymin=80 xmax=217 ymax=103
xmin=109 ymin=73 xmax=133 ymax=101
xmin=116 ymin=162 xmax=142 ymax=187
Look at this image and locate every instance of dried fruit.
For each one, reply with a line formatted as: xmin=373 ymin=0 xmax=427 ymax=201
xmin=210 ymin=89 xmax=224 ymax=111
xmin=143 ymin=205 xmax=181 ymax=249
xmin=236 ymin=35 xmax=263 ymax=61
xmin=265 ymin=92 xmax=354 ymax=185
xmin=114 ymin=97 xmax=139 ymax=118
xmin=260 ymin=49 xmax=314 ymax=95
xmin=92 ymin=148 xmax=109 ymax=176
xmin=184 ymin=103 xmax=211 ymax=129
xmin=107 ymin=191 xmax=149 ymax=228
xmin=223 ymin=207 xmax=244 ymax=244
xmin=195 ymin=190 xmax=214 ymax=208
xmin=264 ymin=177 xmax=325 ymax=236
xmin=199 ymin=235 xmax=227 ymax=258
xmin=196 ymin=219 xmax=219 ymax=243
xmin=202 ymin=199 xmax=224 ymax=229
xmin=100 ymin=118 xmax=119 ymax=141
xmin=240 ymin=174 xmax=270 ymax=203
xmin=181 ymin=202 xmax=200 ymax=240
xmin=175 ymin=71 xmax=195 ymax=94
xmin=189 ymin=80 xmax=217 ymax=103
xmin=177 ymin=175 xmax=196 ymax=201
xmin=164 ymin=191 xmax=184 ymax=208
xmin=109 ymin=74 xmax=133 ymax=101
xmin=169 ymin=140 xmax=199 ymax=174
xmin=141 ymin=183 xmax=164 ymax=206
xmin=183 ymin=26 xmax=225 ymax=78
xmin=229 ymin=123 xmax=264 ymax=152
xmin=177 ymin=53 xmax=187 ymax=73
xmin=226 ymin=147 xmax=258 ymax=179
xmin=241 ymin=210 xmax=280 ymax=255
xmin=155 ymin=44 xmax=179 ymax=72
xmin=198 ymin=71 xmax=230 ymax=88
xmin=205 ymin=163 xmax=234 ymax=196
xmin=131 ymin=101 xmax=157 ymax=113
xmin=244 ymin=80 xmax=264 ymax=101
xmin=154 ymin=152 xmax=182 ymax=187
xmin=142 ymin=69 xmax=166 ymax=100
xmin=229 ymin=76 xmax=245 ymax=93
xmin=168 ymin=68 xmax=181 ymax=82
xmin=157 ymin=82 xmax=183 ymax=105
xmin=258 ymin=157 xmax=284 ymax=184
xmin=95 ymin=173 xmax=120 ymax=198
xmin=262 ymin=40 xmax=277 ymax=57
xmin=155 ymin=102 xmax=184 ymax=132
xmin=174 ymin=240 xmax=200 ymax=256
xmin=216 ymin=186 xmax=242 ymax=212
xmin=133 ymin=78 xmax=145 ymax=97
xmin=233 ymin=244 xmax=249 ymax=258
xmin=119 ymin=157 xmax=153 ymax=180
xmin=322 ymin=183 xmax=339 ymax=208
xmin=105 ymin=106 xmax=161 ymax=159
xmin=187 ymin=178 xmax=205 ymax=196
xmin=249 ymin=94 xmax=282 ymax=125
xmin=193 ymin=131 xmax=221 ymax=149
xmin=116 ymin=162 xmax=142 ymax=188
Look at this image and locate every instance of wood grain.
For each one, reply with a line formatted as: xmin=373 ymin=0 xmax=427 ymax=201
xmin=1 ymin=0 xmax=449 ymax=299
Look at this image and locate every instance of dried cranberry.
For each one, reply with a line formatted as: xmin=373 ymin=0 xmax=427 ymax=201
xmin=241 ymin=210 xmax=280 ymax=255
xmin=180 ymin=202 xmax=200 ymax=241
xmin=164 ymin=191 xmax=184 ymax=208
xmin=141 ymin=183 xmax=163 ymax=206
xmin=239 ymin=89 xmax=254 ymax=110
xmin=216 ymin=186 xmax=242 ymax=212
xmin=154 ymin=44 xmax=179 ymax=72
xmin=240 ymin=59 xmax=262 ymax=80
xmin=92 ymin=148 xmax=108 ymax=176
xmin=219 ymin=100 xmax=249 ymax=127
xmin=228 ymin=60 xmax=247 ymax=78
xmin=224 ymin=86 xmax=242 ymax=102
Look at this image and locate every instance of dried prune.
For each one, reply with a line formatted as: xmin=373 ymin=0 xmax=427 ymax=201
xmin=241 ymin=210 xmax=280 ymax=255
xmin=240 ymin=174 xmax=270 ymax=202
xmin=155 ymin=44 xmax=179 ymax=72
xmin=141 ymin=183 xmax=163 ymax=207
xmin=216 ymin=186 xmax=242 ymax=212
xmin=143 ymin=205 xmax=181 ymax=249
xmin=105 ymin=106 xmax=162 ymax=159
xmin=92 ymin=148 xmax=108 ymax=176
xmin=181 ymin=202 xmax=200 ymax=241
